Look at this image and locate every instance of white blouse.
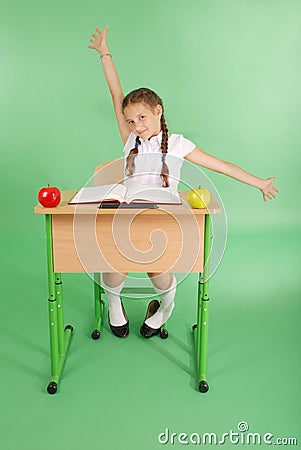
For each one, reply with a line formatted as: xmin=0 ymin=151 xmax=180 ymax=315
xmin=123 ymin=131 xmax=196 ymax=190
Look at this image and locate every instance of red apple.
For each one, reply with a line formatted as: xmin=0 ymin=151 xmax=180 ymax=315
xmin=38 ymin=185 xmax=61 ymax=207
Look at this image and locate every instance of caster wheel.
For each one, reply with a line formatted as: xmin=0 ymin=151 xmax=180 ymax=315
xmin=199 ymin=380 xmax=209 ymax=393
xmin=160 ymin=328 xmax=168 ymax=339
xmin=47 ymin=382 xmax=57 ymax=395
xmin=65 ymin=325 xmax=74 ymax=332
xmin=91 ymin=329 xmax=100 ymax=340
xmin=192 ymin=324 xmax=197 ymax=331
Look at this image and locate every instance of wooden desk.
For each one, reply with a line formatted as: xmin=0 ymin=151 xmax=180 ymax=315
xmin=34 ymin=190 xmax=221 ymax=394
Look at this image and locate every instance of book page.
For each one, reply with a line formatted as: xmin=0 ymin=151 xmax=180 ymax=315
xmin=125 ymin=184 xmax=181 ymax=204
xmin=69 ymin=184 xmax=126 ymax=204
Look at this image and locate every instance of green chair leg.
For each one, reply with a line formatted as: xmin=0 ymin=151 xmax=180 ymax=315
xmin=92 ymin=281 xmax=168 ymax=340
xmin=91 ymin=273 xmax=105 ymax=340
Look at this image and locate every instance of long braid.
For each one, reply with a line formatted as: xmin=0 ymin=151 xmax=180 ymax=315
xmin=125 ymin=135 xmax=141 ymax=176
xmin=160 ymin=114 xmax=169 ymax=188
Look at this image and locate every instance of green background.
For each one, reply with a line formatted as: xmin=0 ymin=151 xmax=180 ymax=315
xmin=1 ymin=0 xmax=300 ymax=449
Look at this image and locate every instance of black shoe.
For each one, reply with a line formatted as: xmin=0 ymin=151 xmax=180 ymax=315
xmin=109 ymin=301 xmax=129 ymax=338
xmin=140 ymin=300 xmax=161 ymax=338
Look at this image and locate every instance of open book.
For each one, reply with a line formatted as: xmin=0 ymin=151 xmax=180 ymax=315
xmin=69 ymin=183 xmax=182 ymax=205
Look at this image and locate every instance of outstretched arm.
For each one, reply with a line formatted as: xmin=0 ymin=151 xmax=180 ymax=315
xmin=184 ymin=146 xmax=279 ymax=202
xmin=88 ymin=26 xmax=130 ymax=144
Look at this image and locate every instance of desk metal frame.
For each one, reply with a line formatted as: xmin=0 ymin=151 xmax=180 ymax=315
xmin=40 ymin=197 xmax=214 ymax=395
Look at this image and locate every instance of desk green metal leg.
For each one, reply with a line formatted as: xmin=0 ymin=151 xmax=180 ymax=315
xmin=193 ymin=214 xmax=211 ymax=393
xmin=91 ymin=273 xmax=105 ymax=340
xmin=45 ymin=214 xmax=74 ymax=394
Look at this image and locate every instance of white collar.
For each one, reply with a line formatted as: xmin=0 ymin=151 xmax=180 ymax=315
xmin=141 ymin=130 xmax=163 ymax=145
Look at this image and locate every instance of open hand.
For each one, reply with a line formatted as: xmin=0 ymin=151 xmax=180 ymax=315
xmin=260 ymin=177 xmax=279 ymax=202
xmin=88 ymin=26 xmax=109 ymax=54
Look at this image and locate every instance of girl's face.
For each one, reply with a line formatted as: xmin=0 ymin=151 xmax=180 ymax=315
xmin=123 ymin=102 xmax=162 ymax=140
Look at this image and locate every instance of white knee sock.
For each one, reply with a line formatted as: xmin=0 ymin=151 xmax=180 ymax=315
xmin=145 ymin=275 xmax=177 ymax=329
xmin=101 ymin=275 xmax=127 ymax=327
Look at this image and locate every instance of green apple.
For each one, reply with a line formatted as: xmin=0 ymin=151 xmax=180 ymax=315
xmin=188 ymin=188 xmax=211 ymax=209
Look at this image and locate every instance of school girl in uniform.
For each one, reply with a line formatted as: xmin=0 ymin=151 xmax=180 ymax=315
xmin=88 ymin=25 xmax=278 ymax=339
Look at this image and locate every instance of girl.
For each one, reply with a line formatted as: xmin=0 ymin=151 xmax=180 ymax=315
xmin=88 ymin=25 xmax=278 ymax=339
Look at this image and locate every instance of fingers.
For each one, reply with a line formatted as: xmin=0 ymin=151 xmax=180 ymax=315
xmin=88 ymin=38 xmax=96 ymax=49
xmin=89 ymin=26 xmax=108 ymax=49
xmin=263 ymin=177 xmax=279 ymax=201
xmin=264 ymin=191 xmax=276 ymax=201
xmin=262 ymin=190 xmax=277 ymax=201
xmin=95 ymin=26 xmax=108 ymax=36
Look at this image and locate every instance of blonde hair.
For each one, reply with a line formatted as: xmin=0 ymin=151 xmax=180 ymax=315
xmin=122 ymin=88 xmax=169 ymax=188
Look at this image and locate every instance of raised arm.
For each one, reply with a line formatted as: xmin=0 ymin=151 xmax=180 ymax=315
xmin=88 ymin=26 xmax=130 ymax=144
xmin=184 ymin=147 xmax=279 ymax=202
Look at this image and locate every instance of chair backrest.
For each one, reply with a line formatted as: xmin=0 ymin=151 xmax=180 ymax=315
xmin=94 ymin=158 xmax=124 ymax=186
